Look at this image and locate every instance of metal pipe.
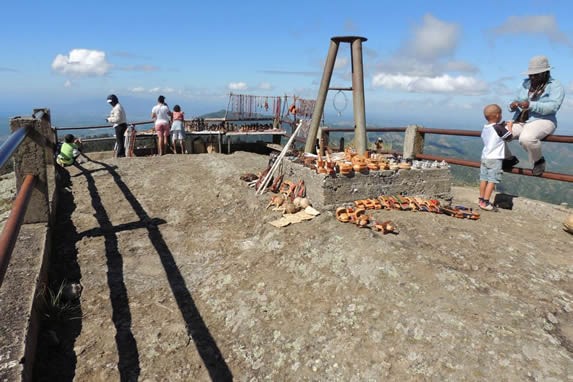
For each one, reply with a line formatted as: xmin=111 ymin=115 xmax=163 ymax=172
xmin=0 ymin=175 xmax=36 ymax=288
xmin=322 ymin=126 xmax=572 ymax=143
xmin=416 ymin=153 xmax=573 ymax=182
xmin=0 ymin=124 xmax=31 ymax=170
xmin=305 ymin=39 xmax=340 ymax=153
xmin=55 ymin=120 xmax=155 ymax=131
xmin=322 ymin=127 xmax=408 ymax=133
xmin=351 ymin=37 xmax=368 ymax=154
xmin=418 ymin=128 xmax=481 ymax=137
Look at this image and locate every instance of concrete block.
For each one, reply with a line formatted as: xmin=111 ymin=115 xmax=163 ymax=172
xmin=281 ymin=160 xmax=452 ymax=209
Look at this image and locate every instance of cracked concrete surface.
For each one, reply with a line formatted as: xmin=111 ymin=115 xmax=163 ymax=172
xmin=30 ymin=151 xmax=572 ymax=381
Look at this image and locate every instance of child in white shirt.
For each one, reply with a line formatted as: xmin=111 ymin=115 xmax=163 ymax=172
xmin=479 ymin=104 xmax=513 ymax=211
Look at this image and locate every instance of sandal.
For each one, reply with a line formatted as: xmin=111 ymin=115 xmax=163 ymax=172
xmin=393 ymin=195 xmax=411 ymax=211
xmin=380 ymin=196 xmax=400 ymax=210
xmin=370 ymin=198 xmax=383 ymax=210
xmin=356 ymin=214 xmax=370 ymax=228
xmin=440 ymin=206 xmax=465 ymax=218
xmin=336 ymin=207 xmax=351 ymax=223
xmin=378 ymin=196 xmax=393 ymax=209
xmin=414 ymin=197 xmax=430 ymax=212
xmin=269 ymin=174 xmax=284 ymax=193
xmin=294 ymin=180 xmax=306 ymax=198
xmin=373 ymin=220 xmax=398 ymax=234
xmin=402 ymin=197 xmax=419 ymax=211
xmin=454 ymin=205 xmax=480 ymax=220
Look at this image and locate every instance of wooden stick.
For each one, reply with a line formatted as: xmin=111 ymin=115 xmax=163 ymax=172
xmin=256 ymin=121 xmax=303 ymax=195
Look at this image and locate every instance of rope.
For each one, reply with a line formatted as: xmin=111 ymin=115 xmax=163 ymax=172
xmin=333 ymin=90 xmax=347 ymax=116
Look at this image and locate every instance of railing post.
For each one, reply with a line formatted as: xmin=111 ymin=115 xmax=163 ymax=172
xmin=403 ymin=124 xmax=424 ymax=159
xmin=10 ymin=109 xmax=53 ymax=224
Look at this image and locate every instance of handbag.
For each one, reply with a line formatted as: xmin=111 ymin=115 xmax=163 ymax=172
xmin=515 ymin=108 xmax=529 ymax=123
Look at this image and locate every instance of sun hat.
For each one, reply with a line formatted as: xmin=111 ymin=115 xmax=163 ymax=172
xmin=524 ymin=55 xmax=552 ymax=75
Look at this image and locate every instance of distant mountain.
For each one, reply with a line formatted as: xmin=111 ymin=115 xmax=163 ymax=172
xmin=198 ymin=109 xmax=227 ymax=119
xmin=197 ymin=110 xmax=277 ymax=120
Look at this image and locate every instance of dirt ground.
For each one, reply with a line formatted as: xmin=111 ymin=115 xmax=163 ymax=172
xmin=31 ymin=151 xmax=572 ymax=381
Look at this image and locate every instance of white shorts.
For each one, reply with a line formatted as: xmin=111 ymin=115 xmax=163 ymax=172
xmin=171 ymin=130 xmax=185 ymax=140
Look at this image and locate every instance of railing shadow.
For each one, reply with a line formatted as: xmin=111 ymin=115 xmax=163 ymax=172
xmin=33 ymin=165 xmax=83 ymax=381
xmin=86 ymin=159 xmax=233 ymax=381
xmin=75 ymin=158 xmax=141 ymax=381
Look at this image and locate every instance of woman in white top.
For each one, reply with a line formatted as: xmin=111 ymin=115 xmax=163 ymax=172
xmin=151 ymin=95 xmax=172 ymax=155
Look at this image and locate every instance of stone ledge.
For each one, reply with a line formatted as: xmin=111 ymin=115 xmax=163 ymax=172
xmin=0 ymin=224 xmax=50 ymax=382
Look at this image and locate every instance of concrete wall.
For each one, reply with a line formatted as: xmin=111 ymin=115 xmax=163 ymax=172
xmin=281 ymin=161 xmax=453 ymax=209
xmin=0 ymin=111 xmax=58 ymax=382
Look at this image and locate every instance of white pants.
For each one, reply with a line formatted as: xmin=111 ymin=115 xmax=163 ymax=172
xmin=509 ymin=119 xmax=555 ymax=164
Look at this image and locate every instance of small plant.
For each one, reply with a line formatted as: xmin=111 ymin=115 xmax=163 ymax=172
xmin=36 ymin=281 xmax=82 ymax=323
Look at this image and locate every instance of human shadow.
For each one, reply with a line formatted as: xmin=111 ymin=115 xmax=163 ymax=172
xmin=88 ymin=159 xmax=233 ymax=381
xmin=32 ymin=165 xmax=83 ymax=381
xmin=76 ymin=161 xmax=141 ymax=381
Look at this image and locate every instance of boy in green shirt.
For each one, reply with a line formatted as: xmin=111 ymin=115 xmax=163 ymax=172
xmin=57 ymin=134 xmax=83 ymax=166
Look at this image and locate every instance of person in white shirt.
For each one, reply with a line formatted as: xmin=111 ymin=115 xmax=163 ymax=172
xmin=479 ymin=104 xmax=513 ymax=211
xmin=106 ymin=94 xmax=128 ymax=157
xmin=151 ymin=95 xmax=172 ymax=156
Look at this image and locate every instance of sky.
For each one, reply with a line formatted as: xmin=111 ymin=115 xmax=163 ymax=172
xmin=2 ymin=0 xmax=573 ymax=133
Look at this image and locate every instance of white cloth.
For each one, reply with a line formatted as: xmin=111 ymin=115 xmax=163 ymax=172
xmin=481 ymin=122 xmax=512 ymax=160
xmin=509 ymin=119 xmax=556 ymax=163
xmin=152 ymin=104 xmax=171 ymax=126
xmin=107 ymin=103 xmax=126 ymax=127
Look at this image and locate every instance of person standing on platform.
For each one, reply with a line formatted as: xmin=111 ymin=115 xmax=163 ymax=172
xmin=478 ymin=104 xmax=513 ymax=211
xmin=170 ymin=104 xmax=187 ymax=154
xmin=106 ymin=94 xmax=128 ymax=157
xmin=151 ymin=95 xmax=172 ymax=156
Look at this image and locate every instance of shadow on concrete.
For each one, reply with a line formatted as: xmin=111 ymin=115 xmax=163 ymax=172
xmin=33 ymin=165 xmax=83 ymax=381
xmin=76 ymin=159 xmax=142 ymax=381
xmin=88 ymin=159 xmax=233 ymax=381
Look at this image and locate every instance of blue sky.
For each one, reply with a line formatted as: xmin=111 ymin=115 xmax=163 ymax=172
xmin=2 ymin=0 xmax=573 ymax=133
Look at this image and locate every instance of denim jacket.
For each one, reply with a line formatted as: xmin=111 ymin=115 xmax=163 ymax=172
xmin=513 ymin=76 xmax=565 ymax=125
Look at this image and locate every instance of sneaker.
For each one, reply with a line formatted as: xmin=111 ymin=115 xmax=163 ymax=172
xmin=502 ymin=156 xmax=520 ymax=171
xmin=532 ymin=157 xmax=546 ymax=176
xmin=479 ymin=200 xmax=496 ymax=211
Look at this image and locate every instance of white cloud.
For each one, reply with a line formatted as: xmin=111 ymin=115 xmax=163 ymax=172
xmin=258 ymin=82 xmax=272 ymax=90
xmin=443 ymin=60 xmax=479 ymax=74
xmin=51 ymin=49 xmax=111 ymax=76
xmin=334 ymin=56 xmax=349 ymax=70
xmin=405 ymin=14 xmax=460 ymax=60
xmin=129 ymin=87 xmax=177 ymax=94
xmin=369 ymin=14 xmax=486 ymax=97
xmin=490 ymin=15 xmax=572 ymax=47
xmin=372 ymin=73 xmax=488 ymax=95
xmin=228 ymin=82 xmax=248 ymax=90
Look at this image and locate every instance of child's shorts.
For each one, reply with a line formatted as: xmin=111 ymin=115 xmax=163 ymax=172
xmin=171 ymin=130 xmax=185 ymax=140
xmin=480 ymin=159 xmax=503 ymax=183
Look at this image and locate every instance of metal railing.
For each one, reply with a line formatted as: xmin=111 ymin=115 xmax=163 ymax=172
xmin=320 ymin=126 xmax=573 ymax=183
xmin=0 ymin=124 xmax=35 ymax=287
